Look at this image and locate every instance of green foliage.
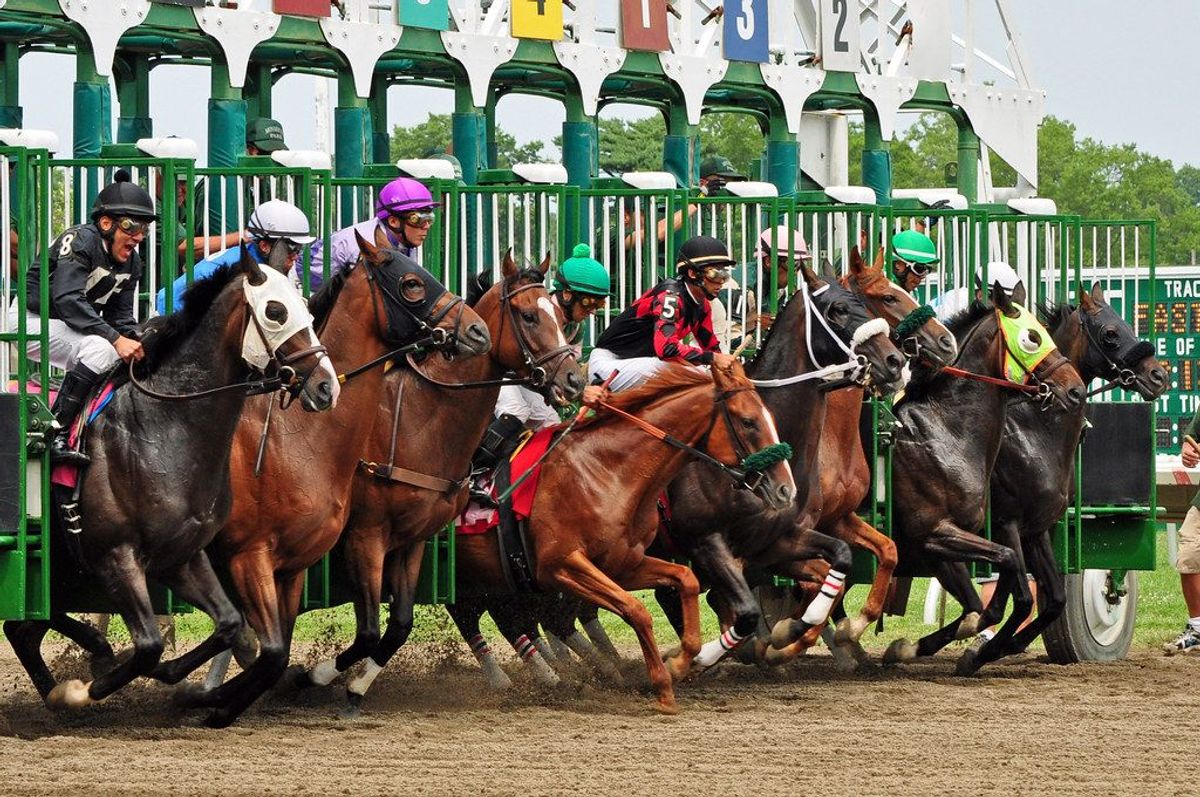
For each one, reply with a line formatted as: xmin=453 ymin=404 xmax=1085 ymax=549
xmin=389 ymin=112 xmax=544 ymax=168
xmin=595 ymin=115 xmax=666 ymax=175
xmin=699 ymin=112 xmax=764 ymax=177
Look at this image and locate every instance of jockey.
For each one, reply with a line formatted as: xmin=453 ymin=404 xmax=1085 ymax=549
xmin=156 ymin=199 xmax=314 ymax=314
xmin=13 ymin=170 xmax=155 ymax=464
xmin=890 ymin=229 xmax=939 ymax=293
xmin=298 ymin=176 xmax=435 ymax=289
xmin=494 ymin=243 xmax=610 ymax=428
xmin=930 ymin=261 xmax=1021 ymax=322
xmin=588 ymin=235 xmax=732 ymax=392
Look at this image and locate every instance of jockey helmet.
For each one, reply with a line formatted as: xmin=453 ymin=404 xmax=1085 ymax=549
xmin=376 ymin=177 xmax=436 ymax=221
xmin=978 ymin=261 xmax=1020 ymax=295
xmin=246 ymin=200 xmax=316 ymax=245
xmin=91 ymin=169 xmax=158 ymax=222
xmin=555 ymin=244 xmax=610 ymax=297
xmin=891 ymin=229 xmax=939 ymax=266
xmin=756 ymin=226 xmax=810 ymax=261
xmin=676 ymin=235 xmax=734 ymax=277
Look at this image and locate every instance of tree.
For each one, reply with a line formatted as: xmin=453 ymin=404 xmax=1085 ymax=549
xmin=389 ymin=113 xmax=545 ymax=168
xmin=699 ymin=112 xmax=764 ymax=177
xmin=597 ymin=115 xmax=666 ymax=175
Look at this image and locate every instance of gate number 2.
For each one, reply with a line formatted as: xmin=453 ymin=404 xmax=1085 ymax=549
xmin=832 ymin=0 xmax=850 ymax=52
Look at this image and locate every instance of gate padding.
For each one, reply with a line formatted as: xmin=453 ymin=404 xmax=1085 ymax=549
xmin=1080 ymin=402 xmax=1153 ymax=506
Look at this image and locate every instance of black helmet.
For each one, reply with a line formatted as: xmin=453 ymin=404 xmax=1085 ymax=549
xmin=675 ymin=235 xmax=734 ymax=275
xmin=90 ymin=169 xmax=158 ymax=223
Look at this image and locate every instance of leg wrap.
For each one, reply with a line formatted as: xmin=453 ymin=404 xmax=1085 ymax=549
xmin=800 ymin=569 xmax=846 ymax=627
xmin=694 ymin=626 xmax=748 ymax=667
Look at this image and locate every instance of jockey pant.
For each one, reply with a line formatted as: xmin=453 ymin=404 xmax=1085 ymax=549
xmin=7 ymin=300 xmax=121 ymax=374
xmin=587 ymin=347 xmax=670 ymax=392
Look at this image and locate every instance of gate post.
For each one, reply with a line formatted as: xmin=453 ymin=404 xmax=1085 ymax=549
xmin=73 ymin=44 xmax=113 ymax=218
xmin=0 ymin=42 xmax=22 ymax=128
xmin=334 ymin=72 xmax=369 ymax=221
xmin=115 ymin=56 xmax=153 ymax=143
xmin=452 ymin=82 xmax=483 ymax=186
xmin=208 ymin=58 xmax=246 ymax=234
xmin=369 ymin=74 xmax=391 ymax=165
xmin=663 ymin=102 xmax=697 ymax=192
xmin=862 ymin=108 xmax=892 ymax=206
xmin=765 ymin=112 xmax=799 ymax=197
xmin=957 ymin=120 xmax=981 ymax=204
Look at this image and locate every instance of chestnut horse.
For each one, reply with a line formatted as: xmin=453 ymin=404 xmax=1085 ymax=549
xmin=179 ymin=231 xmax=490 ymax=727
xmin=952 ymin=284 xmax=1166 ymax=673
xmin=883 ymin=282 xmax=1086 ymax=667
xmin=5 ymin=251 xmax=339 ymax=710
xmin=291 ymin=252 xmax=585 ymax=715
xmin=456 ymin=360 xmax=795 ymax=712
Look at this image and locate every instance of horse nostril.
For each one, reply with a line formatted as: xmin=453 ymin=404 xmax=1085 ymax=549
xmin=1151 ymin=368 xmax=1167 ymax=384
xmin=885 ymin=353 xmax=904 ymax=373
xmin=469 ymin=323 xmax=490 ymax=345
xmin=1068 ymin=386 xmax=1085 ymax=405
xmin=317 ymin=381 xmax=332 ymax=400
xmin=566 ymin=370 xmax=583 ymax=390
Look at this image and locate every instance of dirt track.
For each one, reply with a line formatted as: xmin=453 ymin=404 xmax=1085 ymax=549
xmin=0 ymin=641 xmax=1192 ymax=796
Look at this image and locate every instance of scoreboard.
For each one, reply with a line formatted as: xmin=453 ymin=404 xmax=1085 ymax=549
xmin=1096 ymin=266 xmax=1200 ymax=453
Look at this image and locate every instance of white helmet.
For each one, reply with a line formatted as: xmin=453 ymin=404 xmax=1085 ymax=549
xmin=246 ymin=199 xmax=316 ymax=245
xmin=756 ymin=226 xmax=810 ymax=260
xmin=977 ymin=261 xmax=1020 ymax=294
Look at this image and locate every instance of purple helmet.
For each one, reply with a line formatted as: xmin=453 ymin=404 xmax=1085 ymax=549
xmin=375 ymin=177 xmax=436 ymax=221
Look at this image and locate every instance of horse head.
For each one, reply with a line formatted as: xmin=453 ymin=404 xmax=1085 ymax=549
xmin=798 ymin=260 xmax=906 ymax=395
xmin=355 ymin=227 xmax=491 ymax=359
xmin=847 ymin=245 xmax=957 ymax=368
xmin=475 ymin=248 xmax=585 ymax=406
xmin=992 ymin=280 xmax=1085 ymax=412
xmin=237 ymin=244 xmax=340 ymax=412
xmin=708 ymin=357 xmax=796 ymax=511
xmin=1075 ymin=282 xmax=1167 ymax=400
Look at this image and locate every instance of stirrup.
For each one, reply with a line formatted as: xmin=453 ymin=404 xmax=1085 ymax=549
xmin=49 ymin=436 xmax=90 ymax=466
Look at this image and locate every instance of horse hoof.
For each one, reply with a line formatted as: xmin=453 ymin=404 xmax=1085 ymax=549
xmin=203 ymin=709 xmax=236 ymax=729
xmin=654 ymin=698 xmax=681 ymax=716
xmin=955 ymin=647 xmax=982 ymax=677
xmin=882 ymin=638 xmax=917 ymax=665
xmin=338 ymin=704 xmax=363 ymax=721
xmin=480 ymin=662 xmax=513 ymax=691
xmin=833 ymin=616 xmax=869 ymax=646
xmin=665 ymin=655 xmax=692 ymax=683
xmin=660 ymin=645 xmax=681 ymax=661
xmin=769 ymin=618 xmax=797 ymax=649
xmin=46 ymin=679 xmax=93 ymax=710
xmin=279 ymin=664 xmax=315 ymax=692
xmin=956 ymin=612 xmax=982 ymax=640
xmin=829 ymin=644 xmax=860 ymax=673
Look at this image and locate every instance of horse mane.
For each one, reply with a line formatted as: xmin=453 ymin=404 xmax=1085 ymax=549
xmin=901 ymin=299 xmax=996 ymax=402
xmin=135 ymin=264 xmax=243 ymax=377
xmin=471 ymin=267 xmax=546 ymax=308
xmin=939 ymin=299 xmax=994 ymax=338
xmin=308 ymin=263 xmax=351 ymax=328
xmin=1037 ymin=300 xmax=1076 ymax=334
xmin=577 ymin=365 xmax=720 ymax=430
xmin=747 ymin=289 xmax=804 ymax=369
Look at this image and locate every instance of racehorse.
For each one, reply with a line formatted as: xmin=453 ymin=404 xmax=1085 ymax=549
xmin=951 ymin=283 xmax=1166 ymax=673
xmin=450 ymin=358 xmax=795 ymax=713
xmin=653 ymin=258 xmax=908 ymax=671
xmin=882 ymin=281 xmax=1086 ymax=667
xmin=290 ymin=251 xmax=584 ymax=715
xmin=178 ymin=230 xmax=490 ymax=727
xmin=4 ymin=249 xmax=339 ymax=709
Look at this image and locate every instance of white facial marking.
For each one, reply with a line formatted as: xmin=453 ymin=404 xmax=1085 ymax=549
xmin=312 ymin=329 xmax=340 ymax=407
xmin=537 ymin=295 xmax=568 ymax=347
xmin=761 ymin=406 xmax=795 ymax=485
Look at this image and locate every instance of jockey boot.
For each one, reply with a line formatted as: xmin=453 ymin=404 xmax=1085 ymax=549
xmin=49 ymin=364 xmax=102 ymax=465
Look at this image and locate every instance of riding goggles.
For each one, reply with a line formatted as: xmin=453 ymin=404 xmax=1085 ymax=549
xmin=701 ymin=266 xmax=732 ymax=283
xmin=577 ymin=294 xmax=607 ymax=310
xmin=399 ymin=210 xmax=436 ymax=228
xmin=116 ymin=217 xmax=151 ymax=236
xmin=897 ymin=258 xmax=932 ymax=278
xmin=270 ymin=238 xmax=305 ymax=256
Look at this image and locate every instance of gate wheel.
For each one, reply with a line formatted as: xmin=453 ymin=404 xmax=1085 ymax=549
xmin=1043 ymin=570 xmax=1138 ymax=663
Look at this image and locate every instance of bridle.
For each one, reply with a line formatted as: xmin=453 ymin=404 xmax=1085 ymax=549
xmin=1076 ymin=307 xmax=1146 ymax=397
xmin=407 ymin=275 xmax=577 ymax=393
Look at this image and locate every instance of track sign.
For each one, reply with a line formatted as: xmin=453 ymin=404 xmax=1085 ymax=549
xmin=620 ymin=0 xmax=669 ymax=52
xmin=723 ymin=0 xmax=769 ymax=63
xmin=512 ymin=0 xmax=564 ymax=42
xmin=399 ymin=0 xmax=449 ymax=31
xmin=272 ymin=0 xmax=330 ymax=17
xmin=819 ymin=0 xmax=861 ymax=73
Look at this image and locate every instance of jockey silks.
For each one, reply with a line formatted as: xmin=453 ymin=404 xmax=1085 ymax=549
xmin=594 ymin=276 xmax=721 ymax=365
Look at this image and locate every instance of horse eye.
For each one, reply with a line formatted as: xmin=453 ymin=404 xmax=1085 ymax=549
xmin=741 ymin=417 xmax=757 ymax=431
xmin=521 ymin=310 xmax=538 ymax=324
xmin=1102 ymin=328 xmax=1119 ymax=345
xmin=883 ymin=294 xmax=898 ymax=304
xmin=264 ymin=300 xmax=288 ymax=325
xmin=401 ymin=277 xmax=426 ymax=303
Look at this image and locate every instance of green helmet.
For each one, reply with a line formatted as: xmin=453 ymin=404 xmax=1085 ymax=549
xmin=891 ymin=229 xmax=939 ymax=266
xmin=555 ymin=243 xmax=610 ymax=296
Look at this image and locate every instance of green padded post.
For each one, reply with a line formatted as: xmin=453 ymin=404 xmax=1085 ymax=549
xmin=0 ymin=42 xmax=22 ymax=128
xmin=663 ymin=104 xmax=697 ymax=190
xmin=335 ymin=74 xmax=369 ymax=223
xmin=209 ymin=60 xmax=246 ymax=234
xmin=862 ymin=110 xmax=892 ymax=206
xmin=765 ymin=113 xmax=799 ymax=196
xmin=957 ymin=119 xmax=980 ymax=204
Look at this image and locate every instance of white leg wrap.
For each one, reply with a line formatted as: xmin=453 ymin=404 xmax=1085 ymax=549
xmin=347 ymin=660 xmax=383 ymax=697
xmin=563 ymin=631 xmax=597 ymax=659
xmin=203 ymin=650 xmax=233 ymax=691
xmin=694 ymin=626 xmax=748 ymax=667
xmin=532 ymin=636 xmax=558 ymax=665
xmin=801 ymin=569 xmax=847 ymax=626
xmin=582 ymin=618 xmax=621 ymax=660
xmin=309 ymin=658 xmax=341 ymax=687
xmin=467 ymin=633 xmax=492 ymax=662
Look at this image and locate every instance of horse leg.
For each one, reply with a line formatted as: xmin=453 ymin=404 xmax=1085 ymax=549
xmin=547 ymin=550 xmax=682 ymax=713
xmin=342 ymin=542 xmax=425 ymax=718
xmin=680 ymin=534 xmax=757 ymax=675
xmin=828 ymin=513 xmax=898 ymax=649
xmin=653 ymin=586 xmax=685 ymax=637
xmin=544 ymin=595 xmax=623 ymax=684
xmin=292 ymin=532 xmax=385 ymax=690
xmin=150 ymin=552 xmax=242 ymax=685
xmin=49 ymin=548 xmax=165 ymax=708
xmin=616 ymin=556 xmax=701 ymax=684
xmin=1001 ymin=531 xmax=1065 ymax=656
xmin=491 ymin=598 xmax=560 ymax=687
xmin=47 ymin=614 xmax=119 ymax=677
xmin=4 ymin=620 xmax=55 ymax=698
xmin=880 ymin=560 xmax=978 ymax=664
xmin=763 ymin=529 xmax=853 ymax=656
xmin=576 ymin=601 xmax=622 ymax=665
xmin=956 ymin=527 xmax=1035 ymax=675
xmin=446 ymin=597 xmax=512 ymax=690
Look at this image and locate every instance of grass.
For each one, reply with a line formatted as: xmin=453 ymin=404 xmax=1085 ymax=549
xmin=80 ymin=532 xmax=1190 ymax=654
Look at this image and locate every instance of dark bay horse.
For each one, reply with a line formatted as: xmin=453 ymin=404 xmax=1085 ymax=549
xmin=179 ymin=231 xmax=489 ymax=727
xmin=291 ymin=252 xmax=584 ymax=714
xmin=453 ymin=360 xmax=795 ymax=712
xmin=952 ymin=283 xmax=1166 ymax=673
xmin=653 ymin=260 xmax=907 ymax=672
xmin=883 ymin=282 xmax=1086 ymax=667
xmin=5 ymin=250 xmax=339 ymax=710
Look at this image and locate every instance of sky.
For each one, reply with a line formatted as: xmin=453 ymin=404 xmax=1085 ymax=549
xmin=12 ymin=1 xmax=1199 ymax=174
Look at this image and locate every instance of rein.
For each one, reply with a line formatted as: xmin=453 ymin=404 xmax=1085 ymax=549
xmin=749 ymin=282 xmax=871 ymax=390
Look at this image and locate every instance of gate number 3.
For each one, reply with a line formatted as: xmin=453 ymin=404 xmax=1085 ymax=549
xmin=735 ymin=0 xmax=755 ymax=40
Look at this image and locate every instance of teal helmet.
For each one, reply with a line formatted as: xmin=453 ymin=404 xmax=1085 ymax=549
xmin=555 ymin=243 xmax=610 ymax=296
xmin=891 ymin=229 xmax=939 ymax=266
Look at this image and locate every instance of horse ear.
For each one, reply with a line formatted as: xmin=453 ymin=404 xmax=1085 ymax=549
xmin=1010 ymin=280 xmax=1027 ymax=307
xmin=240 ymin=242 xmax=267 ymax=286
xmin=711 ymin=354 xmax=739 ymax=388
xmin=990 ymin=280 xmax=1012 ymax=313
xmin=356 ymin=229 xmax=389 ymax=267
xmin=537 ymin=251 xmax=552 ymax=275
xmin=373 ymin=223 xmax=393 ymax=252
xmin=820 ymin=257 xmax=839 ymax=284
xmin=501 ymin=248 xmax=517 ymax=278
xmin=799 ymin=262 xmax=823 ymax=292
xmin=1090 ymin=281 xmax=1106 ymax=304
xmin=849 ymin=246 xmax=864 ymax=276
xmin=872 ymin=246 xmax=885 ymax=273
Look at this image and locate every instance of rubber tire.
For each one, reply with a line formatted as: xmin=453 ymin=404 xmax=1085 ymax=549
xmin=1043 ymin=570 xmax=1138 ymax=664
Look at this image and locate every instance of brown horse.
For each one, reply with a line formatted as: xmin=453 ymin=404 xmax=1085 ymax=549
xmin=178 ymin=231 xmax=490 ymax=727
xmin=291 ymin=252 xmax=584 ymax=715
xmin=450 ymin=360 xmax=795 ymax=713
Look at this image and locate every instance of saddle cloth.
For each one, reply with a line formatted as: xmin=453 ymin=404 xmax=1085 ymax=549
xmin=455 ymin=426 xmax=556 ymax=535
